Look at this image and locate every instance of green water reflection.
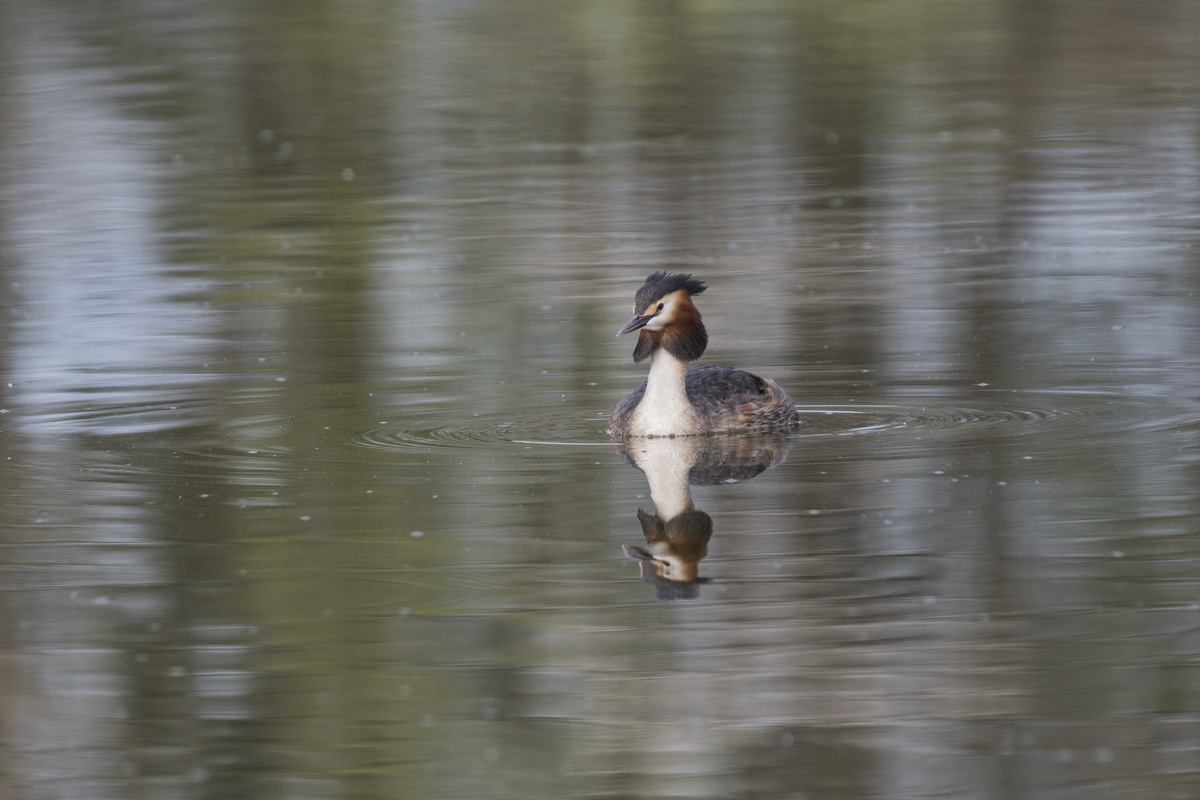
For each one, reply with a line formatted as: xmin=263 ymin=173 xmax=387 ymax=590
xmin=2 ymin=1 xmax=1200 ymax=798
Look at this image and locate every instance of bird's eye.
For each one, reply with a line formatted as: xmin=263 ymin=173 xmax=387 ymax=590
xmin=656 ymin=303 xmax=664 ymax=312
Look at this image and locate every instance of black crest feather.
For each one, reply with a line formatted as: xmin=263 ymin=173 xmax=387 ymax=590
xmin=634 ymin=271 xmax=707 ymax=310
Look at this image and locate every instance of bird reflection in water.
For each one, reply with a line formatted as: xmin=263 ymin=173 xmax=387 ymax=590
xmin=617 ymin=432 xmax=793 ymax=600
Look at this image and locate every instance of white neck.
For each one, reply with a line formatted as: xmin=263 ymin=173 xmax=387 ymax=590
xmin=631 ymin=349 xmax=696 ymax=437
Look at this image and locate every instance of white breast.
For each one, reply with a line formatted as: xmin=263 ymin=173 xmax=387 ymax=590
xmin=629 ymin=352 xmax=697 ymax=436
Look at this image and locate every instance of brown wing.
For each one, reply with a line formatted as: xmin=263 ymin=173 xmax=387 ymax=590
xmin=684 ymin=365 xmax=796 ymax=432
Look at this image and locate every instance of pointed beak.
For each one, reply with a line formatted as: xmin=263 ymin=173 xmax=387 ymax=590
xmin=617 ymin=314 xmax=653 ymax=336
xmin=622 ymin=544 xmax=657 ymax=563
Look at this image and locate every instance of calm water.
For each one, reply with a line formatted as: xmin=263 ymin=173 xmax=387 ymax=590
xmin=2 ymin=1 xmax=1200 ymax=798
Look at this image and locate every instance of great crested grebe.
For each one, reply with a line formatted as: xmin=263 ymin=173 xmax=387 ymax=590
xmin=609 ymin=271 xmax=797 ymax=437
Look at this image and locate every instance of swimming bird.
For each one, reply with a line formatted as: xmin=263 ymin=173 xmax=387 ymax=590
xmin=609 ymin=271 xmax=796 ymax=437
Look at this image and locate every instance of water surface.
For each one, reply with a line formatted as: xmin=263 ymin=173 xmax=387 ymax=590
xmin=2 ymin=1 xmax=1200 ymax=798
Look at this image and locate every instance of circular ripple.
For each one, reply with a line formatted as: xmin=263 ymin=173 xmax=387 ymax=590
xmin=346 ymin=412 xmax=614 ymax=450
xmin=334 ymin=388 xmax=1185 ymax=453
xmin=791 ymin=401 xmax=1095 ymax=437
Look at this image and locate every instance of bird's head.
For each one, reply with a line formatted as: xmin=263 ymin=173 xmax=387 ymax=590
xmin=617 ymin=271 xmax=709 ymax=363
